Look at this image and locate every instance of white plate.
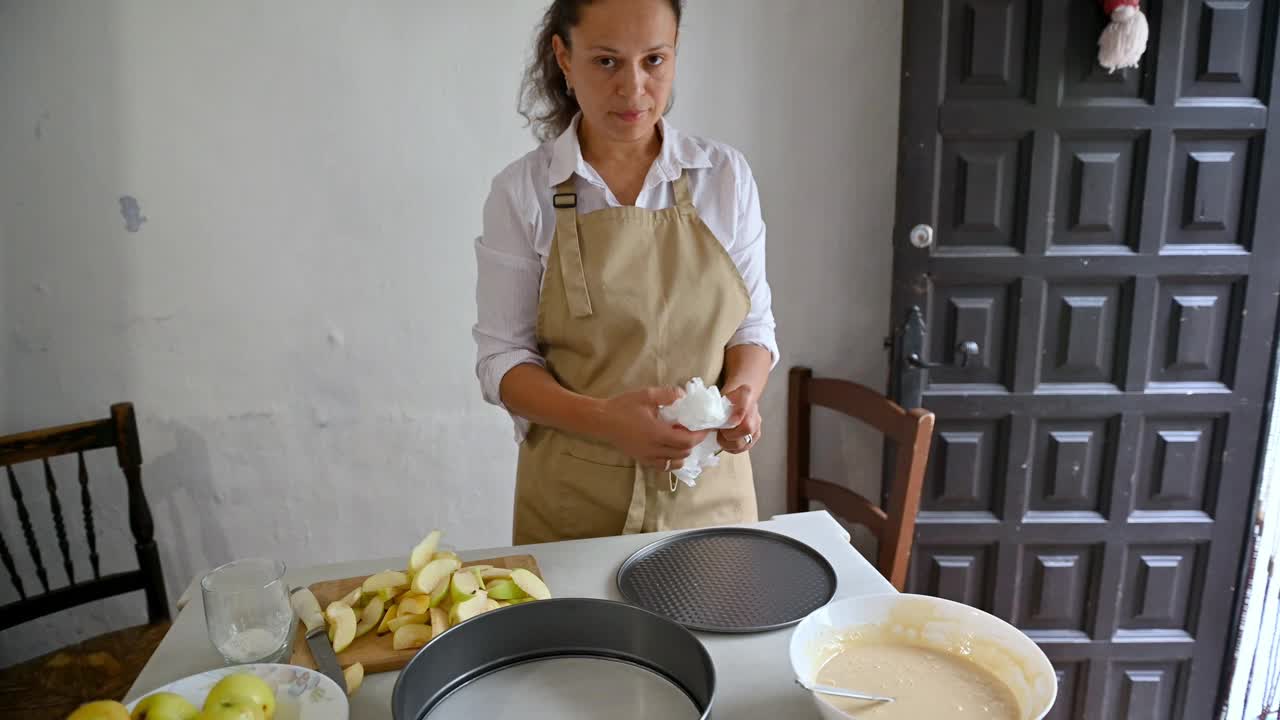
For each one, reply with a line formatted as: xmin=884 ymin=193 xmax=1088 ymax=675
xmin=126 ymin=663 xmax=348 ymax=720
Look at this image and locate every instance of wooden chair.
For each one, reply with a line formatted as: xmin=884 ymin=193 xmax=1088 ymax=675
xmin=0 ymin=403 xmax=169 ymax=719
xmin=787 ymin=367 xmax=935 ymax=591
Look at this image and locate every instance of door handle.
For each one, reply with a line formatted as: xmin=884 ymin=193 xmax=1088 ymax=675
xmin=908 ymin=341 xmax=981 ymax=369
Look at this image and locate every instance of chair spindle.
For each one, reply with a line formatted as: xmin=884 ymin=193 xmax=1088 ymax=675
xmin=78 ymin=452 xmax=101 ymax=579
xmin=43 ymin=458 xmax=75 ymax=585
xmin=8 ymin=464 xmax=49 ymax=593
xmin=0 ymin=519 xmax=23 ymax=600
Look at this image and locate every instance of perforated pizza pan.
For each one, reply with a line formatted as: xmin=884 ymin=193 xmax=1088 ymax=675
xmin=616 ymin=527 xmax=838 ymax=634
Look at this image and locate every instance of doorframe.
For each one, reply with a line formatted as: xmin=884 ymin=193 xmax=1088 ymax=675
xmin=1223 ymin=323 xmax=1280 ymax=717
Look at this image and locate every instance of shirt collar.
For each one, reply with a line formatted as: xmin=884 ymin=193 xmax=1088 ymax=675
xmin=546 ymin=112 xmax=713 ymax=188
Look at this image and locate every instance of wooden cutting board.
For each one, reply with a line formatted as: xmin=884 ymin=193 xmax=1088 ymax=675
xmin=289 ymin=554 xmax=543 ymax=675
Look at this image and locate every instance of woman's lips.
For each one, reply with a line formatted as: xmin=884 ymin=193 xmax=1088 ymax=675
xmin=613 ymin=109 xmax=649 ymax=123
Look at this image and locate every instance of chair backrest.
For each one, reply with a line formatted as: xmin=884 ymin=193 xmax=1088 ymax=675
xmin=787 ymin=367 xmax=935 ymax=590
xmin=0 ymin=403 xmax=168 ymax=630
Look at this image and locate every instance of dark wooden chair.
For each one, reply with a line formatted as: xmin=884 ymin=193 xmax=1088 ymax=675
xmin=787 ymin=367 xmax=935 ymax=591
xmin=0 ymin=403 xmax=169 ymax=719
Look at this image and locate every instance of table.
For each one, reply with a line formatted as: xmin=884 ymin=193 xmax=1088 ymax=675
xmin=126 ymin=510 xmax=895 ymax=718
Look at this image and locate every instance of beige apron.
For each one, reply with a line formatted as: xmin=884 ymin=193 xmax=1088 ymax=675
xmin=512 ymin=171 xmax=759 ymax=545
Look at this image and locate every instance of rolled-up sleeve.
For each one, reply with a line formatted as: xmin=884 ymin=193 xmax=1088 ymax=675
xmin=472 ymin=172 xmax=545 ymax=432
xmin=727 ymin=152 xmax=780 ymax=368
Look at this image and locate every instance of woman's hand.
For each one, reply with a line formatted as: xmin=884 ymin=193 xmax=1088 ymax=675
xmin=600 ymin=387 xmax=708 ymax=470
xmin=717 ymin=385 xmax=762 ymax=454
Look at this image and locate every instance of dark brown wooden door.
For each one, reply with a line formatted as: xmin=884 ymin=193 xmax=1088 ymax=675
xmin=890 ymin=2 xmax=1280 ymax=718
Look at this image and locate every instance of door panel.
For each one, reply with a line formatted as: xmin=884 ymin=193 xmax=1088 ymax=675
xmin=891 ymin=1 xmax=1280 ymax=717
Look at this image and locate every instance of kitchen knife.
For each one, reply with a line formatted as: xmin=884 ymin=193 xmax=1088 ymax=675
xmin=290 ymin=586 xmax=348 ymax=694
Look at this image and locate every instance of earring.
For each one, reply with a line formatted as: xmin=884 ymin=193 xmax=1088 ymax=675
xmin=565 ymin=78 xmax=574 ymax=97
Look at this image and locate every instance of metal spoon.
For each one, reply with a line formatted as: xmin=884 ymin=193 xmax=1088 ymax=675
xmin=798 ymin=679 xmax=895 ymax=703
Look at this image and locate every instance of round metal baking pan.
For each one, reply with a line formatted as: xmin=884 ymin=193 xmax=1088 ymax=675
xmin=391 ymin=597 xmax=716 ymax=720
xmin=616 ymin=527 xmax=838 ymax=633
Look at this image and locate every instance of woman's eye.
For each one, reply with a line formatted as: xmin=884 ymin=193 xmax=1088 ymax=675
xmin=647 ymin=55 xmax=665 ymax=67
xmin=596 ymin=57 xmax=616 ymax=69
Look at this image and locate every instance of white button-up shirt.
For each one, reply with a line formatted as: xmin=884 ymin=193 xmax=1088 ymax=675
xmin=473 ymin=114 xmax=779 ymax=442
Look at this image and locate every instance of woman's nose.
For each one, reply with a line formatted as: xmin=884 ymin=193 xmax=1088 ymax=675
xmin=617 ymin=63 xmax=647 ymax=99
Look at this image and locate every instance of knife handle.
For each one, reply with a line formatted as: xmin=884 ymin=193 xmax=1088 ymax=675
xmin=290 ymin=586 xmax=326 ymax=633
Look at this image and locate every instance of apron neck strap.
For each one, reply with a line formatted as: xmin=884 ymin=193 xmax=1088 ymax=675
xmin=672 ymin=172 xmax=694 ymax=214
xmin=552 ymin=178 xmax=594 ymax=318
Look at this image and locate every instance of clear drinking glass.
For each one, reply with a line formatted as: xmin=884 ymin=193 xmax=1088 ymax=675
xmin=201 ymin=558 xmax=294 ymax=665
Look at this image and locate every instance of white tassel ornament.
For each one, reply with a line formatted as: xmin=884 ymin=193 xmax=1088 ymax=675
xmin=1097 ymin=0 xmax=1149 ymax=74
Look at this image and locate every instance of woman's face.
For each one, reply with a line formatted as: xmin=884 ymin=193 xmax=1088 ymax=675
xmin=554 ymin=0 xmax=678 ymax=145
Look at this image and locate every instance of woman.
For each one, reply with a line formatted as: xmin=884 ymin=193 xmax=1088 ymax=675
xmin=473 ymin=0 xmax=778 ymax=545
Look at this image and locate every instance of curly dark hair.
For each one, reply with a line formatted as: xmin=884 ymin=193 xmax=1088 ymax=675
xmin=518 ymin=0 xmax=685 ymax=143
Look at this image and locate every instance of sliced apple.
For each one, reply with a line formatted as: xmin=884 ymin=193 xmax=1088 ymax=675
xmin=463 ymin=564 xmax=493 ymax=573
xmin=431 ymin=550 xmax=460 ymax=564
xmin=450 ymin=570 xmax=482 ymax=605
xmin=495 ymin=600 xmax=511 ymax=608
xmin=399 ymin=593 xmax=431 ymax=616
xmin=485 ymin=598 xmax=501 ymax=612
xmin=340 ymin=586 xmax=363 ymax=607
xmin=392 ymin=624 xmax=433 ymax=651
xmin=409 ymin=530 xmax=442 ymax=573
xmin=362 ymin=570 xmax=409 ymax=595
xmin=376 ymin=587 xmax=402 ymax=603
xmin=428 ymin=575 xmax=450 ymax=608
xmin=412 ymin=557 xmax=461 ymax=595
xmin=354 ymin=596 xmax=385 ymax=638
xmin=449 ymin=592 xmax=490 ymax=625
xmin=429 ymin=607 xmax=449 ymax=638
xmin=343 ymin=662 xmax=364 ymax=696
xmin=510 ymin=569 xmax=551 ymax=600
xmin=378 ymin=603 xmax=399 ymax=635
xmin=480 ymin=567 xmax=512 ymax=580
xmin=325 ymin=602 xmax=358 ymax=653
xmin=507 ymin=597 xmax=536 ymax=605
xmin=387 ymin=613 xmax=428 ymax=632
xmin=484 ymin=578 xmax=525 ymax=601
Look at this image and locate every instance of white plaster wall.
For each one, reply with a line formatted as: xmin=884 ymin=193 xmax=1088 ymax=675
xmin=0 ymin=0 xmax=902 ymax=664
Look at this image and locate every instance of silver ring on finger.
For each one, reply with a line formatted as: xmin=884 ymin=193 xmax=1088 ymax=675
xmin=743 ymin=433 xmax=753 ymax=446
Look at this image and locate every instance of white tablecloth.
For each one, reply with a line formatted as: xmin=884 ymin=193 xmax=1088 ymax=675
xmin=126 ymin=510 xmax=894 ymax=718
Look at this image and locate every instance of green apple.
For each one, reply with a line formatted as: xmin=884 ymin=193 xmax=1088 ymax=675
xmin=408 ymin=530 xmax=442 ymax=573
xmin=354 ymin=595 xmax=385 ymax=638
xmin=412 ymin=557 xmax=460 ymax=595
xmin=392 ymin=623 xmax=434 ymax=651
xmin=360 ymin=570 xmax=408 ymax=595
xmin=131 ymin=692 xmax=198 ymax=720
xmin=449 ymin=570 xmax=481 ymax=605
xmin=203 ymin=673 xmax=276 ymax=720
xmin=449 ymin=592 xmax=490 ymax=625
xmin=196 ymin=702 xmax=263 ymax=720
xmin=479 ymin=567 xmax=512 ymax=580
xmin=483 ymin=578 xmax=526 ymax=601
xmin=342 ymin=662 xmax=364 ymax=696
xmin=339 ymin=586 xmax=363 ymax=607
xmin=326 ymin=603 xmax=358 ymax=653
xmin=428 ymin=575 xmax=450 ymax=608
xmin=377 ymin=602 xmax=399 ymax=635
xmin=429 ymin=607 xmax=449 ymax=638
xmin=510 ymin=569 xmax=551 ymax=600
xmin=69 ymin=701 xmax=131 ymax=720
xmin=431 ymin=550 xmax=460 ymax=564
xmin=387 ymin=612 xmax=428 ymax=632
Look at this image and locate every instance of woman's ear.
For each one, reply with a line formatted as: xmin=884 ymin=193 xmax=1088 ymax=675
xmin=552 ymin=34 xmax=572 ymax=90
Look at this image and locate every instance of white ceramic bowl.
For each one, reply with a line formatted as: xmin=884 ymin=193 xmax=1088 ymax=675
xmin=789 ymin=593 xmax=1057 ymax=720
xmin=125 ymin=663 xmax=348 ymax=719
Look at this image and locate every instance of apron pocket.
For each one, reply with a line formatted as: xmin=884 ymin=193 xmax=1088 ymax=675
xmin=553 ymin=442 xmax=636 ymax=538
xmin=562 ymin=439 xmax=635 ymax=468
